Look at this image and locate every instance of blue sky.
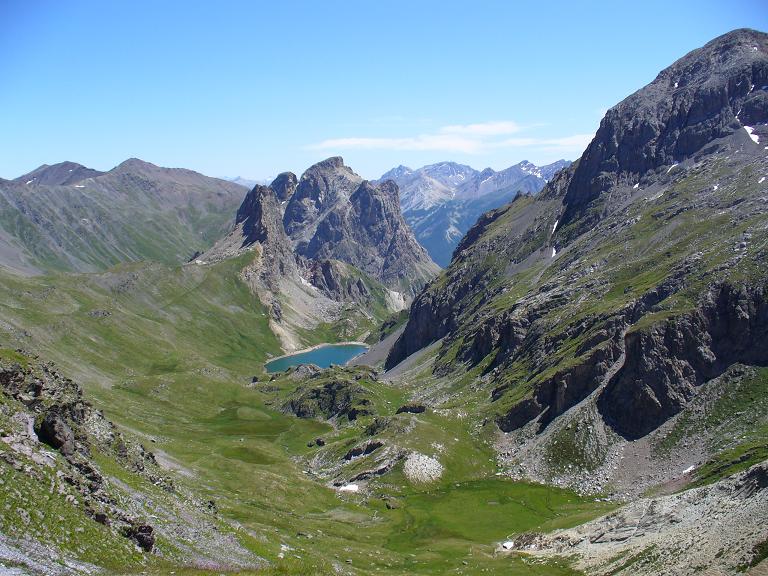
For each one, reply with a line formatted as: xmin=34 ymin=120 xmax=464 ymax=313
xmin=1 ymin=1 xmax=766 ymax=181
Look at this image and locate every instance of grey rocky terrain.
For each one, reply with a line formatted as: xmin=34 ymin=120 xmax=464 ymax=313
xmin=503 ymin=461 xmax=768 ymax=575
xmin=203 ymin=157 xmax=439 ymax=351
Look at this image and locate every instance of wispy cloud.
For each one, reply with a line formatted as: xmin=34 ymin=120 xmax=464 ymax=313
xmin=307 ymin=121 xmax=593 ymax=155
xmin=440 ymin=120 xmax=522 ymax=136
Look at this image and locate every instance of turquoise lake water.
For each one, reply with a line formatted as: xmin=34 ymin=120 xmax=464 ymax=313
xmin=264 ymin=343 xmax=368 ymax=373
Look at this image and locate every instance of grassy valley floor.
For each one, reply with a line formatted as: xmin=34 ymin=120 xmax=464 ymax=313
xmin=0 ymin=259 xmax=614 ymax=575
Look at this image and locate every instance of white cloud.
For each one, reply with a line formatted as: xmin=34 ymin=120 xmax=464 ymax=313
xmin=440 ymin=120 xmax=522 ymax=136
xmin=308 ymin=134 xmax=485 ymax=154
xmin=307 ymin=122 xmax=594 ymax=156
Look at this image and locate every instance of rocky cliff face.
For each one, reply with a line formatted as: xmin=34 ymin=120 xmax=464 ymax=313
xmin=385 ymin=29 xmax=768 ymax=491
xmin=212 ymin=156 xmax=438 ymax=299
xmin=269 ymin=171 xmax=298 ymax=202
xmin=283 ymin=157 xmax=362 ymax=242
xmin=235 ymin=184 xmax=297 ymax=292
xmin=599 ymin=282 xmax=768 ymax=438
xmin=301 ymin=179 xmax=438 ymax=295
xmin=280 ymin=157 xmax=439 ymax=297
xmin=557 ymin=28 xmax=768 ymax=237
xmin=203 ymin=157 xmax=438 ymax=350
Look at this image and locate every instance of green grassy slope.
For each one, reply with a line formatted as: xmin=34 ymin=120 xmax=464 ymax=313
xmin=0 ymin=255 xmax=614 ymax=574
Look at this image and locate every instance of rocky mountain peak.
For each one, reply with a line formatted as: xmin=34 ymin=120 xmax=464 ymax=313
xmin=14 ymin=161 xmax=104 ymax=186
xmin=312 ymin=156 xmax=346 ymax=171
xmin=560 ymin=28 xmax=768 ymax=232
xmin=291 ymin=160 xmax=438 ymax=296
xmin=283 ymin=157 xmax=364 ymax=240
xmin=111 ymin=158 xmax=160 ymax=174
xmin=270 ymin=171 xmax=298 ymax=202
xmin=478 ymin=167 xmax=495 ymax=180
xmin=206 ymin=156 xmax=438 ymax=301
xmin=382 ymin=159 xmax=572 ymax=266
xmin=538 ymin=159 xmax=571 ymax=181
xmin=235 ymin=185 xmax=283 ymax=245
xmin=379 ymin=165 xmax=413 ymax=181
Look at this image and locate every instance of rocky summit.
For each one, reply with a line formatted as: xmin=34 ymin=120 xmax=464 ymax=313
xmin=202 ymin=156 xmax=438 ymax=351
xmin=284 ymin=157 xmax=439 ymax=296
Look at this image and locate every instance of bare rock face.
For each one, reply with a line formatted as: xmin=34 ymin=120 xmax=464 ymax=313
xmin=270 ymin=172 xmax=298 ymax=202
xmin=234 ymin=184 xmax=297 ymax=292
xmin=35 ymin=409 xmax=75 ymax=456
xmin=283 ymin=157 xmax=362 ymax=241
xmin=599 ymin=282 xmax=768 ymax=438
xmin=559 ymin=28 xmax=768 ymax=236
xmin=301 ymin=177 xmax=439 ymax=296
xmin=308 ymin=259 xmax=371 ymax=304
xmin=123 ymin=524 xmax=155 ymax=552
xmin=215 ymin=157 xmax=438 ymax=303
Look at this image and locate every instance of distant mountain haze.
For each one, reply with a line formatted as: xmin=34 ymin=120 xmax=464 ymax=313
xmin=378 ymin=159 xmax=570 ymax=266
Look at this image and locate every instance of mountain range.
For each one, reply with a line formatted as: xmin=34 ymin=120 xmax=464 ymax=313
xmin=0 ymin=158 xmax=246 ymax=274
xmin=388 ymin=26 xmax=768 ymax=504
xmin=379 ymin=159 xmax=570 ymax=266
xmin=0 ymin=27 xmax=766 ymax=576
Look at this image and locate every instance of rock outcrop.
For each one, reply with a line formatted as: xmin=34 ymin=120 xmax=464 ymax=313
xmin=0 ymin=350 xmax=265 ymax=571
xmin=270 ymin=171 xmax=298 ymax=202
xmin=284 ymin=379 xmax=373 ymax=421
xmin=558 ymin=28 xmax=768 ymax=237
xmin=599 ymin=282 xmax=768 ymax=438
xmin=235 ymin=184 xmax=297 ymax=290
xmin=0 ymin=352 xmax=165 ymax=550
xmin=284 ymin=158 xmax=439 ymax=297
xmin=504 ymin=461 xmax=768 ymax=575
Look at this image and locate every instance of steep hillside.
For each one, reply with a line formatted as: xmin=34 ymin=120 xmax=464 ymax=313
xmin=0 ymin=349 xmax=266 ymax=573
xmin=0 ymin=159 xmax=246 ymax=274
xmin=380 ymin=160 xmax=570 ymax=266
xmin=387 ymin=28 xmax=768 ymax=502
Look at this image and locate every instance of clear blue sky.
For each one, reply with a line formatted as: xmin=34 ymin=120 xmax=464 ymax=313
xmin=1 ymin=1 xmax=766 ymax=181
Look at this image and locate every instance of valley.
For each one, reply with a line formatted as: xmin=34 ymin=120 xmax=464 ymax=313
xmin=1 ymin=25 xmax=767 ymax=576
